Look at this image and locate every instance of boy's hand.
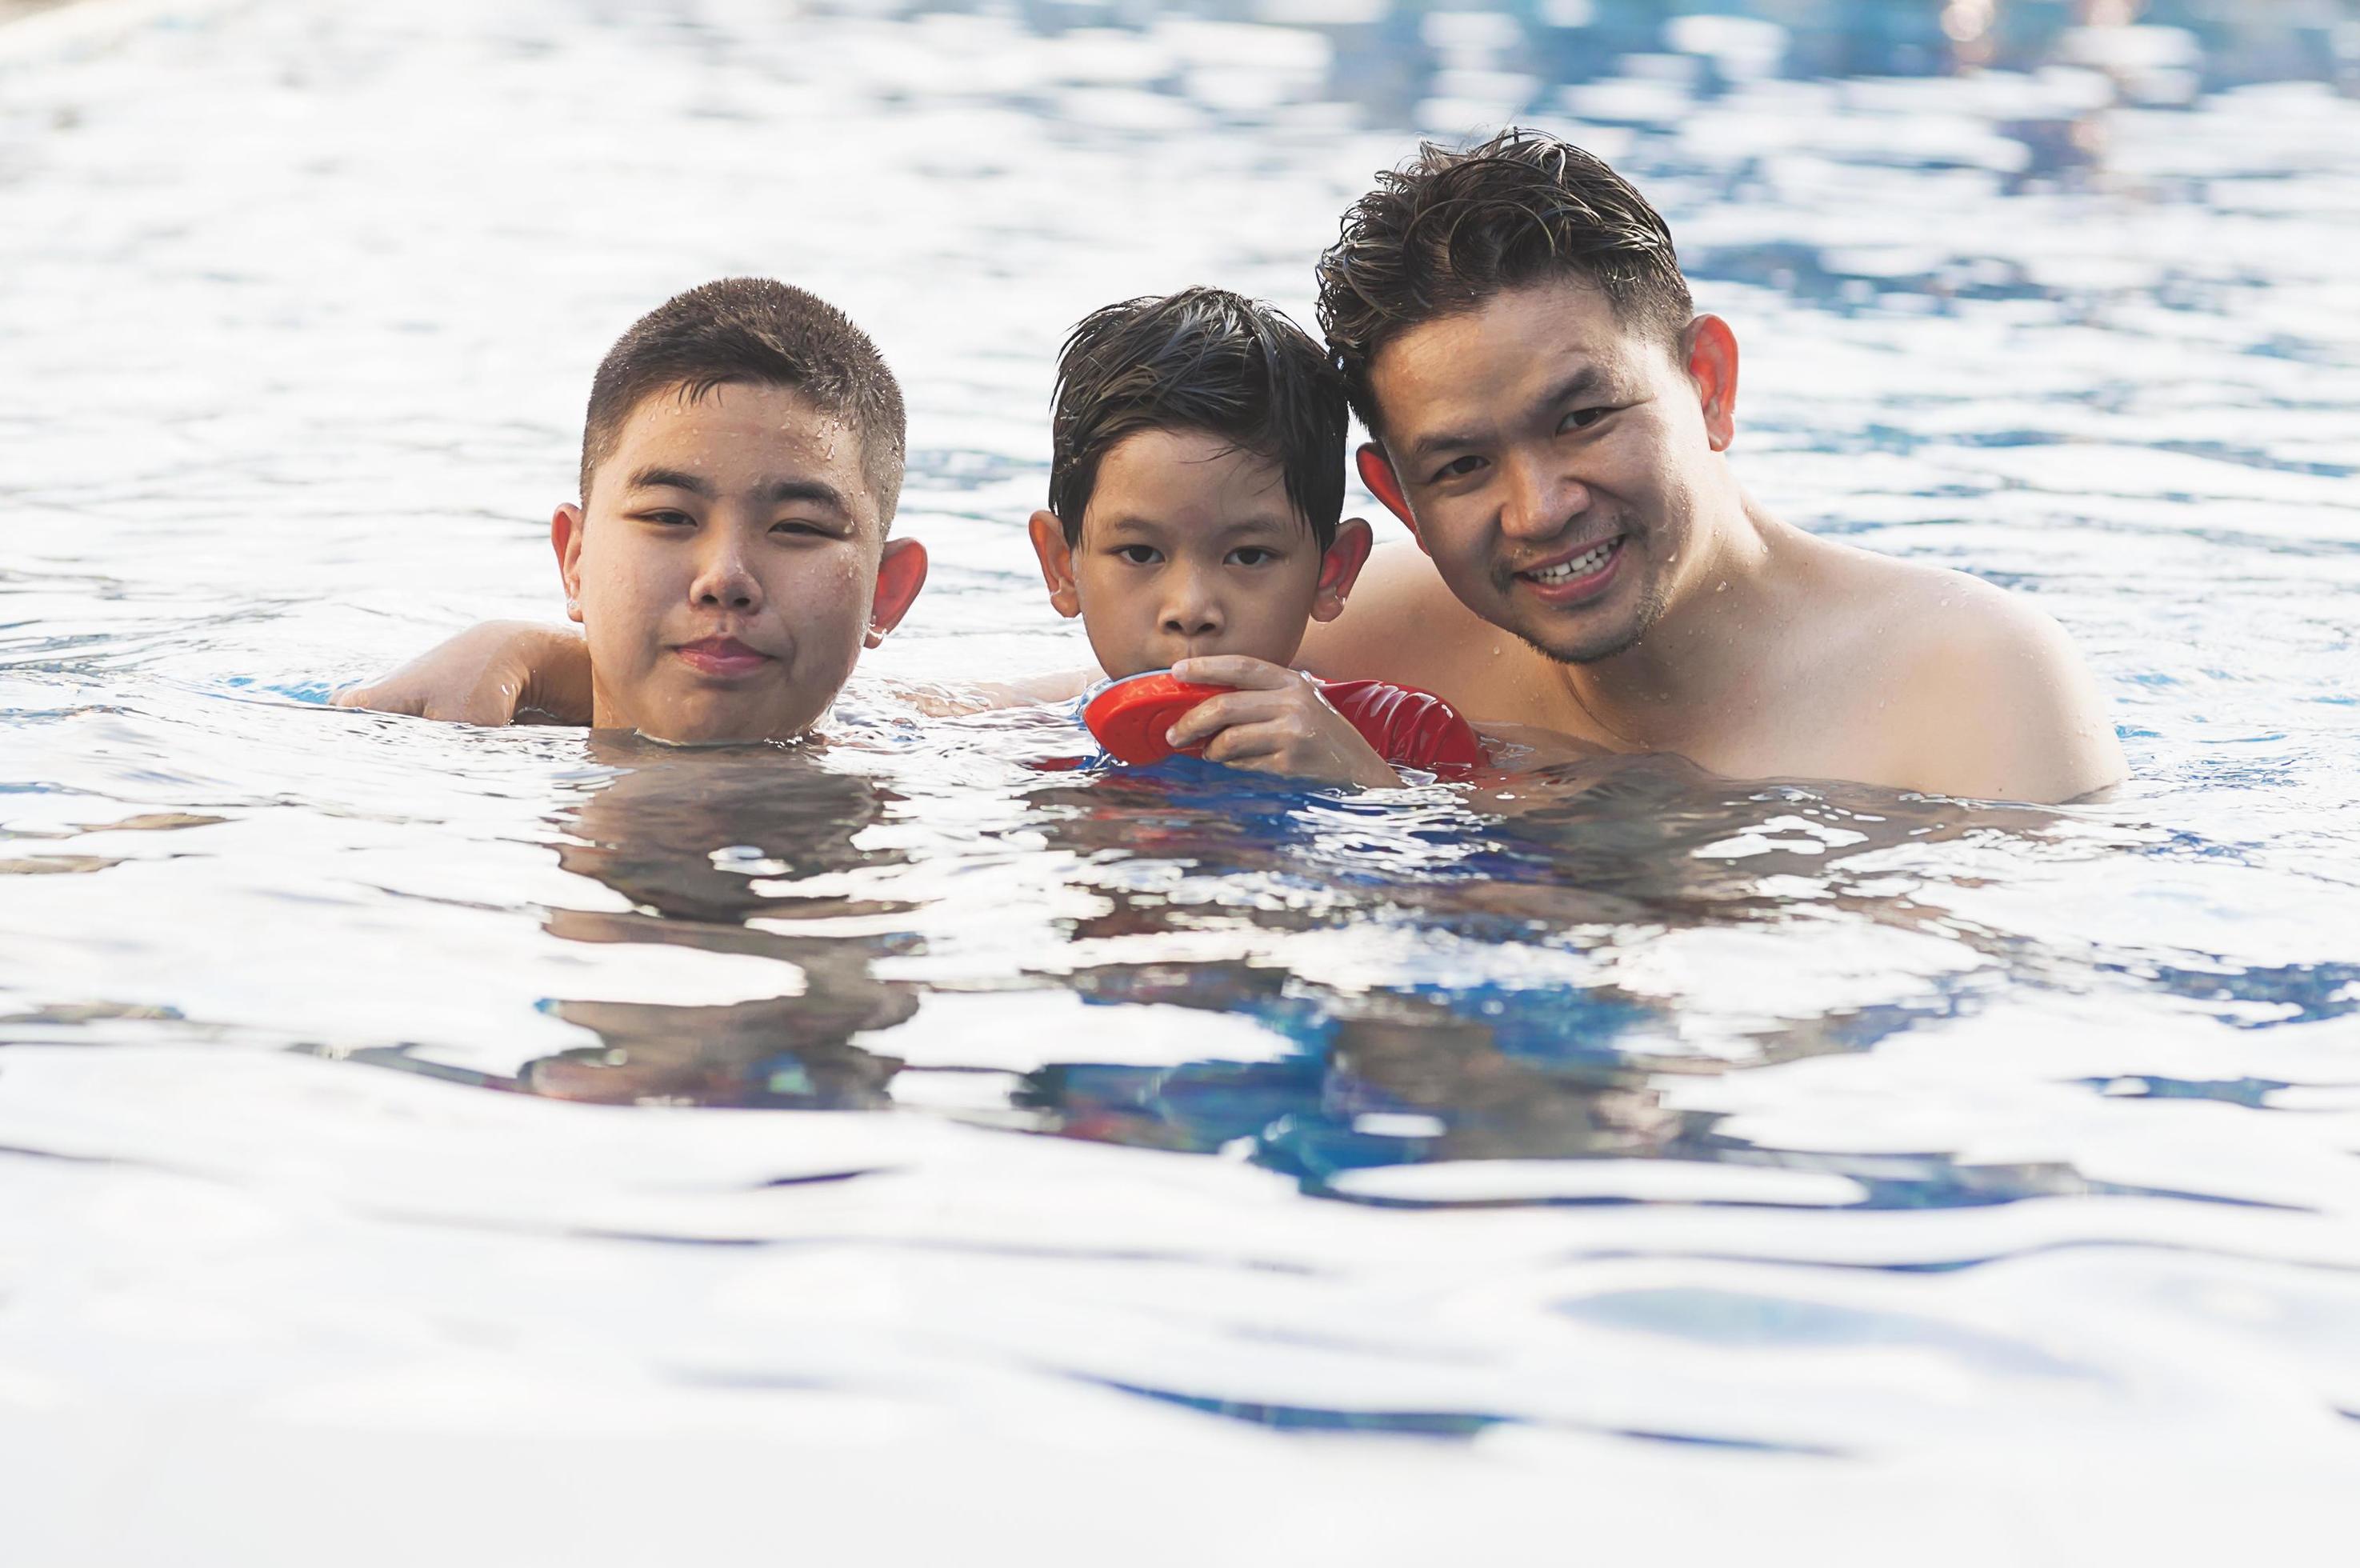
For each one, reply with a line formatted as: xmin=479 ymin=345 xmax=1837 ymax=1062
xmin=1165 ymin=656 xmax=1401 ymax=790
xmin=333 ymin=621 xmax=591 ymax=726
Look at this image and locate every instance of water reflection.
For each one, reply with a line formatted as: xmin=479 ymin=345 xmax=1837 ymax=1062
xmin=524 ymin=735 xmax=916 ymax=1106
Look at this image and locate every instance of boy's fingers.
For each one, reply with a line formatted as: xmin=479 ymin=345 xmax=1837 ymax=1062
xmin=1169 ymin=655 xmax=1307 ymax=693
xmin=1166 ymin=688 xmax=1294 ymax=747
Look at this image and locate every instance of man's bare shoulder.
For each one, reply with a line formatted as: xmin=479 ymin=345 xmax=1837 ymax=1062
xmin=1300 ymin=542 xmax=1557 ymax=718
xmin=1818 ymin=549 xmax=2124 ymax=803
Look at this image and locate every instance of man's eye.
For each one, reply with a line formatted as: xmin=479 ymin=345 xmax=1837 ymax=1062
xmin=1561 ymin=406 xmax=1612 ymax=432
xmin=1114 ymin=545 xmax=1160 ymax=565
xmin=1228 ymin=546 xmax=1278 ymax=567
xmin=1430 ymin=454 xmax=1486 ymax=484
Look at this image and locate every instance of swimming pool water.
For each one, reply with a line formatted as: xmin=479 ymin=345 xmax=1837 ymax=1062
xmin=2 ymin=0 xmax=2357 ymax=1558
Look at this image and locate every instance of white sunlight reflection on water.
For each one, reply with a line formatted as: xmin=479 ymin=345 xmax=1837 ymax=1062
xmin=2 ymin=0 xmax=2358 ymax=1560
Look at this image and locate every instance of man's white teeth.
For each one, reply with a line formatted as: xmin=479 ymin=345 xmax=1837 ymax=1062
xmin=1526 ymin=539 xmax=1616 ymax=584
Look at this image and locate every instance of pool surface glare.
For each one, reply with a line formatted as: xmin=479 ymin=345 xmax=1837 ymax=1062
xmin=2 ymin=0 xmax=2358 ymax=1560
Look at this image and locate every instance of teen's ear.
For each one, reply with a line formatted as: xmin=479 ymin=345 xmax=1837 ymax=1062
xmin=551 ymin=503 xmax=587 ymax=623
xmin=1310 ymin=517 xmax=1374 ymax=624
xmin=1682 ymin=314 xmax=1739 ymax=453
xmin=1026 ymin=510 xmax=1082 ymax=619
xmin=1355 ymin=445 xmax=1422 ymax=551
xmin=864 ymin=537 xmax=928 ymax=648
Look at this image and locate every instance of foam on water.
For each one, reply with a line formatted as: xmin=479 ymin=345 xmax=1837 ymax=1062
xmin=2 ymin=0 xmax=2357 ymax=1558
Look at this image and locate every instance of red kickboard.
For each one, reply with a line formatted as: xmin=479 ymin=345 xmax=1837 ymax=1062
xmin=1082 ymin=670 xmax=1227 ymax=765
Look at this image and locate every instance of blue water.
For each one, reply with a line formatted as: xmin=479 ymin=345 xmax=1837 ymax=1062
xmin=2 ymin=0 xmax=2357 ymax=1560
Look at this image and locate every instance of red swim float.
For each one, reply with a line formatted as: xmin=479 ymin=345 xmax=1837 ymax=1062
xmin=1081 ymin=670 xmax=1230 ymax=765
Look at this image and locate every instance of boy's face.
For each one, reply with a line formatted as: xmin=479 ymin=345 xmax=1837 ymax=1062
xmin=1027 ymin=428 xmax=1370 ymax=679
xmin=553 ymin=381 xmax=926 ymax=743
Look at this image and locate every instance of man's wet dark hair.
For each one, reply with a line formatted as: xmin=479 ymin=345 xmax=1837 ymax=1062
xmin=1317 ymin=129 xmax=1693 ymax=442
xmin=1047 ymin=287 xmax=1346 ymax=550
xmin=580 ymin=278 xmax=906 ymax=524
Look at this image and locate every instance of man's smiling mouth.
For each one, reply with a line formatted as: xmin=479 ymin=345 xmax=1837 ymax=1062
xmin=1514 ymin=534 xmax=1624 ymax=597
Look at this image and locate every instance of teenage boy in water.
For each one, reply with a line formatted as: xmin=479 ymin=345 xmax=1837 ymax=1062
xmin=337 ymin=277 xmax=927 ymax=742
xmin=1022 ymin=286 xmax=1491 ymax=789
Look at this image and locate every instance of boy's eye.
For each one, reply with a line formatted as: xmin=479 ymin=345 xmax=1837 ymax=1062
xmin=1113 ymin=544 xmax=1161 ymax=566
xmin=1430 ymin=454 xmax=1486 ymax=484
xmin=1227 ymin=546 xmax=1278 ymax=567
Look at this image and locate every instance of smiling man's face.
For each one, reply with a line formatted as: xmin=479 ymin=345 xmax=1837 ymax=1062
xmin=554 ymin=380 xmax=923 ymax=742
xmin=1368 ymin=277 xmax=1719 ymax=666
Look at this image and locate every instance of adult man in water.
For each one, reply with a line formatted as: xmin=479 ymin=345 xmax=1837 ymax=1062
xmin=1301 ymin=129 xmax=2121 ymax=802
xmin=342 ymin=130 xmax=2122 ymax=803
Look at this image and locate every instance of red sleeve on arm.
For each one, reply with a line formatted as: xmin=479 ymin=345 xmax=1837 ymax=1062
xmin=1316 ymin=680 xmax=1487 ymax=777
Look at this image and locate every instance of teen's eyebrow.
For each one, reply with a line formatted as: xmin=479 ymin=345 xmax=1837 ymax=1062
xmin=625 ymin=465 xmax=717 ymax=498
xmin=763 ymin=478 xmax=850 ymax=514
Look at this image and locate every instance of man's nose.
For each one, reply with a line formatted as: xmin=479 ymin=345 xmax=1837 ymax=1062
xmin=689 ymin=529 xmax=762 ymax=611
xmin=1501 ymin=449 xmax=1588 ymax=539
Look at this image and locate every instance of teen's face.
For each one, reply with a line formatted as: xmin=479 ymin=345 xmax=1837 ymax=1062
xmin=554 ymin=382 xmax=924 ymax=742
xmin=1367 ymin=278 xmax=1726 ymax=666
xmin=1028 ymin=429 xmax=1362 ymax=678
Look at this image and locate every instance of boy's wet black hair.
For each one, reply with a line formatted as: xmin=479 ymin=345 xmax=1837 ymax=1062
xmin=1318 ymin=129 xmax=1692 ymax=444
xmin=580 ymin=277 xmax=906 ymax=524
xmin=1047 ymin=287 xmax=1346 ymax=550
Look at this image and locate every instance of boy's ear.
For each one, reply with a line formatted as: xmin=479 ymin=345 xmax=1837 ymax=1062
xmin=1682 ymin=314 xmax=1739 ymax=452
xmin=552 ymin=503 xmax=587 ymax=622
xmin=864 ymin=537 xmax=928 ymax=648
xmin=1026 ymin=510 xmax=1083 ymax=619
xmin=1310 ymin=518 xmax=1374 ymax=625
xmin=1355 ymin=445 xmax=1421 ymax=550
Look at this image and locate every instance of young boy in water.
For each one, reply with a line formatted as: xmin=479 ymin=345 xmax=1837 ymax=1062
xmin=1026 ymin=287 xmax=1484 ymax=788
xmin=338 ymin=278 xmax=927 ymax=743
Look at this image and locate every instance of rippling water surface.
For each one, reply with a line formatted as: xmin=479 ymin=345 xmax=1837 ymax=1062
xmin=3 ymin=0 xmax=2358 ymax=1558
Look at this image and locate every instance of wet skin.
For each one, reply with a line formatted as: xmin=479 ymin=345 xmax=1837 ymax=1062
xmin=550 ymin=380 xmax=926 ymax=744
xmin=1306 ymin=278 xmax=2126 ymax=803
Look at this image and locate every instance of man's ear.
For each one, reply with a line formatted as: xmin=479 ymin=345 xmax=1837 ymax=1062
xmin=1354 ymin=445 xmax=1422 ymax=551
xmin=1310 ymin=517 xmax=1374 ymax=624
xmin=1026 ymin=510 xmax=1083 ymax=618
xmin=864 ymin=537 xmax=928 ymax=648
xmin=1682 ymin=314 xmax=1739 ymax=452
xmin=552 ymin=503 xmax=587 ymax=623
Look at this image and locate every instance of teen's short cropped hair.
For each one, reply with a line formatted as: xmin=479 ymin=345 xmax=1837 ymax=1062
xmin=1047 ymin=287 xmax=1346 ymax=549
xmin=580 ymin=278 xmax=906 ymax=521
xmin=1317 ymin=130 xmax=1694 ymax=442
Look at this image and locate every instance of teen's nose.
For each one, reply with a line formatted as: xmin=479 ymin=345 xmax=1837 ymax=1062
xmin=689 ymin=529 xmax=762 ymax=612
xmin=1500 ymin=448 xmax=1589 ymax=540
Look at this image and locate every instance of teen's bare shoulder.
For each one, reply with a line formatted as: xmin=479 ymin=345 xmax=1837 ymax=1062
xmin=1845 ymin=558 xmax=2125 ymax=803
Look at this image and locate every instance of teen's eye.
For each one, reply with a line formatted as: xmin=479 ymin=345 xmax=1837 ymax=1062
xmin=1430 ymin=454 xmax=1486 ymax=484
xmin=1228 ymin=546 xmax=1279 ymax=567
xmin=1113 ymin=544 xmax=1161 ymax=566
xmin=770 ymin=519 xmax=830 ymax=538
xmin=638 ymin=508 xmax=696 ymax=528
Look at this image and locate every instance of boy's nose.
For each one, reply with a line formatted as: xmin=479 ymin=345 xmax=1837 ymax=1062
xmin=1160 ymin=574 xmax=1225 ymax=642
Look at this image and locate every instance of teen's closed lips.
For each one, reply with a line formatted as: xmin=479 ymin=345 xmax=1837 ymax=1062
xmin=673 ymin=636 xmax=774 ymax=677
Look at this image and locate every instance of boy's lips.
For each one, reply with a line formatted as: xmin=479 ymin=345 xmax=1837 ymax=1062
xmin=1510 ymin=534 xmax=1625 ymax=605
xmin=673 ymin=636 xmax=774 ymax=678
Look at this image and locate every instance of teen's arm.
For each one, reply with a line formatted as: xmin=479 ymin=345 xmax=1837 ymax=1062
xmin=1166 ymin=656 xmax=1401 ymax=789
xmin=883 ymin=666 xmax=1096 ymax=717
xmin=333 ymin=622 xmax=592 ymax=726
